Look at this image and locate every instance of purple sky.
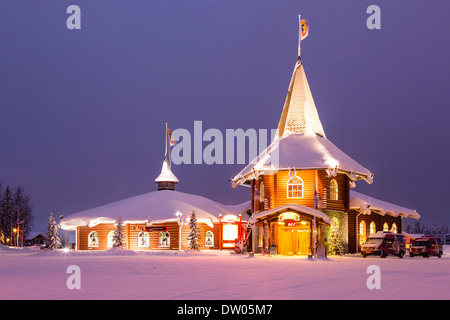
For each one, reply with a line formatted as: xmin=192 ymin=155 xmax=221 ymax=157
xmin=1 ymin=1 xmax=449 ymax=232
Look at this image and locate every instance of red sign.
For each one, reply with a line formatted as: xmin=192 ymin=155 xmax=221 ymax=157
xmin=144 ymin=226 xmax=167 ymax=232
xmin=285 ymin=221 xmax=296 ymax=227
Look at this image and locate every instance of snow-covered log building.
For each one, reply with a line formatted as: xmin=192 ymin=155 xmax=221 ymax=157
xmin=230 ymin=16 xmax=420 ymax=255
xmin=61 ymin=15 xmax=420 ymax=255
xmin=60 ymin=155 xmax=249 ymax=251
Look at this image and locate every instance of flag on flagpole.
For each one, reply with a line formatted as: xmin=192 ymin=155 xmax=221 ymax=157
xmin=300 ymin=19 xmax=309 ymax=40
xmin=298 ymin=14 xmax=309 ymax=58
xmin=168 ymin=128 xmax=176 ymax=146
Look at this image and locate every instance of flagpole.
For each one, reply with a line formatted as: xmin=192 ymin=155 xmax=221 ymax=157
xmin=165 ymin=122 xmax=168 ymax=156
xmin=298 ymin=14 xmax=301 ymax=59
xmin=314 ymin=181 xmax=317 ymax=258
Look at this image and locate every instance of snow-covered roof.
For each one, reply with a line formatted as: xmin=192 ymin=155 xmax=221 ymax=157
xmin=231 ymin=132 xmax=373 ymax=186
xmin=402 ymin=232 xmax=425 ymax=239
xmin=350 ymin=190 xmax=420 ymax=220
xmin=26 ymin=232 xmax=46 ymax=240
xmin=276 ymin=60 xmax=326 ymax=139
xmin=254 ymin=204 xmax=332 ymax=225
xmin=231 ymin=55 xmax=373 ymax=187
xmin=60 ymin=190 xmax=250 ymax=231
xmin=154 ymin=155 xmax=179 ymax=183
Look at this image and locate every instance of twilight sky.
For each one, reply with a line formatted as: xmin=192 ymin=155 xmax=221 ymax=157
xmin=1 ymin=1 xmax=449 ymax=232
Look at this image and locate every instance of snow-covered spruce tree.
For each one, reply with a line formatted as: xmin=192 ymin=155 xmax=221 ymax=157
xmin=45 ymin=212 xmax=61 ymax=250
xmin=328 ymin=218 xmax=344 ymax=256
xmin=188 ymin=210 xmax=200 ymax=251
xmin=112 ymin=216 xmax=125 ymax=249
xmin=0 ymin=186 xmax=14 ymax=245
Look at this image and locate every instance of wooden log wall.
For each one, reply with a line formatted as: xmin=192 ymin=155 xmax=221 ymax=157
xmin=76 ymin=222 xmax=221 ymax=250
xmin=347 ymin=210 xmax=403 ymax=254
xmin=254 ymin=169 xmax=349 ymax=212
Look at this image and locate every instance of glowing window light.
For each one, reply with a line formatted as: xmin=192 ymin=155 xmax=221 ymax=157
xmin=329 ymin=179 xmax=338 ymax=201
xmin=107 ymin=231 xmax=114 ymax=248
xmin=287 ymin=176 xmax=303 ymax=198
xmin=222 ymin=224 xmax=238 ymax=248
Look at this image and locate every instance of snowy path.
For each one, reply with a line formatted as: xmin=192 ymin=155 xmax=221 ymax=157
xmin=1 ymin=248 xmax=449 ymax=300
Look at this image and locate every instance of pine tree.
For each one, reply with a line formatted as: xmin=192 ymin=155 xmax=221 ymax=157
xmin=12 ymin=186 xmax=33 ymax=247
xmin=0 ymin=186 xmax=14 ymax=245
xmin=188 ymin=210 xmax=200 ymax=250
xmin=112 ymin=216 xmax=125 ymax=249
xmin=45 ymin=212 xmax=61 ymax=250
xmin=0 ymin=183 xmax=3 ymax=244
xmin=328 ymin=218 xmax=344 ymax=256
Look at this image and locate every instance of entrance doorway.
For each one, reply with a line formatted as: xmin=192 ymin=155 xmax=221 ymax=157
xmin=275 ymin=222 xmax=310 ymax=256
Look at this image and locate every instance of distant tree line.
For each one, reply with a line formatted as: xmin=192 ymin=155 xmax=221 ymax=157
xmin=0 ymin=182 xmax=33 ymax=246
xmin=405 ymin=221 xmax=449 ymax=240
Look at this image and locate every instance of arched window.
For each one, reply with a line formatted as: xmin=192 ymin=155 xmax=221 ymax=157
xmin=158 ymin=231 xmax=170 ymax=247
xmin=138 ymin=231 xmax=150 ymax=247
xmin=287 ymin=176 xmax=303 ymax=198
xmin=370 ymin=221 xmax=376 ymax=235
xmin=205 ymin=231 xmax=214 ymax=247
xmin=383 ymin=222 xmax=389 ymax=232
xmin=391 ymin=223 xmax=397 ymax=234
xmin=260 ymin=181 xmax=265 ymax=204
xmin=88 ymin=231 xmax=99 ymax=247
xmin=329 ymin=179 xmax=338 ymax=201
xmin=107 ymin=231 xmax=115 ymax=248
xmin=359 ymin=221 xmax=366 ymax=245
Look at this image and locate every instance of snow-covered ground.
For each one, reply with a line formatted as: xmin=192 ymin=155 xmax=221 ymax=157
xmin=1 ymin=244 xmax=450 ymax=300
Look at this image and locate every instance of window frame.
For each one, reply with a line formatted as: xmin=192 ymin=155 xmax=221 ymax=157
xmin=158 ymin=231 xmax=170 ymax=248
xmin=259 ymin=181 xmax=265 ymax=204
xmin=286 ymin=175 xmax=304 ymax=199
xmin=138 ymin=231 xmax=150 ymax=247
xmin=88 ymin=231 xmax=99 ymax=248
xmin=369 ymin=221 xmax=376 ymax=235
xmin=359 ymin=221 xmax=367 ymax=245
xmin=205 ymin=231 xmax=214 ymax=247
xmin=391 ymin=223 xmax=397 ymax=234
xmin=329 ymin=179 xmax=338 ymax=201
xmin=107 ymin=231 xmax=115 ymax=248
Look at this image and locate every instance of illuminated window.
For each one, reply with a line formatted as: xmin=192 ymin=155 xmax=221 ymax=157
xmin=205 ymin=231 xmax=214 ymax=247
xmin=107 ymin=231 xmax=114 ymax=247
xmin=329 ymin=179 xmax=338 ymax=201
xmin=370 ymin=221 xmax=376 ymax=235
xmin=223 ymin=224 xmax=238 ymax=248
xmin=383 ymin=222 xmax=389 ymax=232
xmin=158 ymin=231 xmax=170 ymax=247
xmin=391 ymin=223 xmax=397 ymax=234
xmin=88 ymin=231 xmax=99 ymax=247
xmin=138 ymin=231 xmax=150 ymax=247
xmin=257 ymin=225 xmax=263 ymax=247
xmin=359 ymin=221 xmax=366 ymax=244
xmin=287 ymin=176 xmax=303 ymax=198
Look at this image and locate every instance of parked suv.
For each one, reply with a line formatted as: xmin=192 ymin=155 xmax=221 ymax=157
xmin=410 ymin=237 xmax=443 ymax=258
xmin=361 ymin=232 xmax=404 ymax=258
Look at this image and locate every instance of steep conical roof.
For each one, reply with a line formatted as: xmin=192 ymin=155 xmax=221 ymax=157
xmin=231 ymin=17 xmax=373 ymax=187
xmin=276 ymin=59 xmax=326 ymax=139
